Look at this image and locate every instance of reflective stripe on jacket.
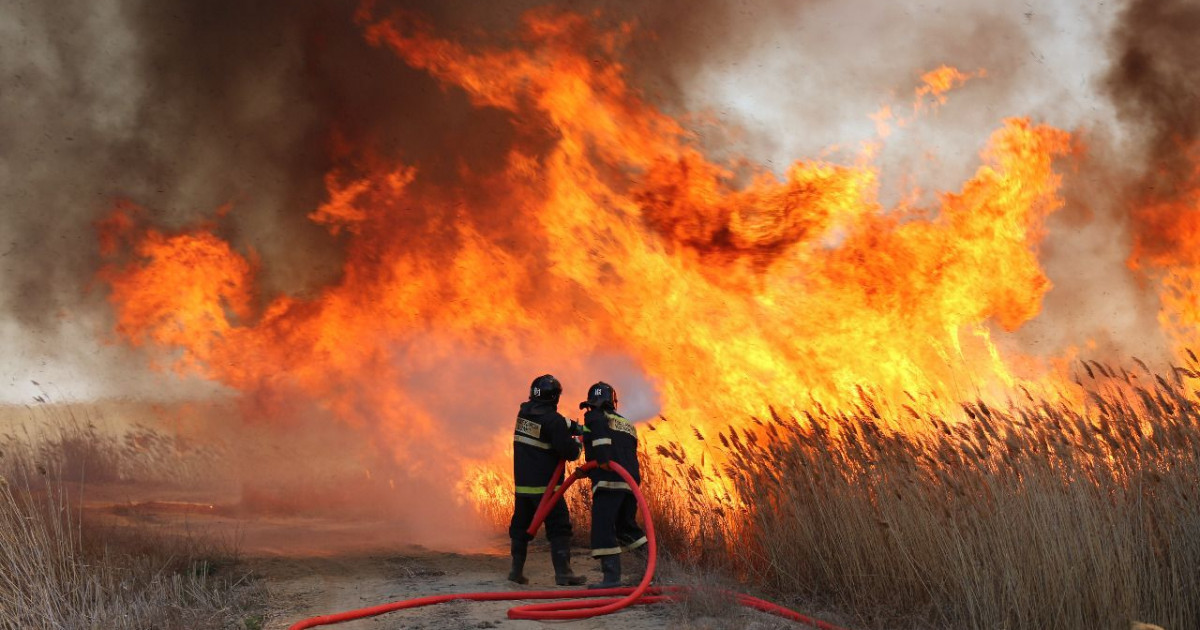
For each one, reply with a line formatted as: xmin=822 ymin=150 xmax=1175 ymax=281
xmin=582 ymin=407 xmax=640 ymax=492
xmin=513 ymin=399 xmax=580 ymax=495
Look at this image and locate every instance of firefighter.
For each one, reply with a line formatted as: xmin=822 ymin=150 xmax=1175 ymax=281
xmin=508 ymin=374 xmax=587 ymax=586
xmin=580 ymin=381 xmax=647 ymax=589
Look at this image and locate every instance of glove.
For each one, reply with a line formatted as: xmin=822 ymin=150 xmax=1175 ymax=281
xmin=568 ymin=420 xmax=585 ymax=437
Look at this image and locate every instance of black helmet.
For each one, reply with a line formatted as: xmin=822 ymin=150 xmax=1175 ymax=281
xmin=529 ymin=374 xmax=562 ymax=403
xmin=580 ymin=381 xmax=618 ymax=410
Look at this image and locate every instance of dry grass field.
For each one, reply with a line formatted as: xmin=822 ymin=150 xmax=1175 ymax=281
xmin=0 ymin=406 xmax=264 ymax=630
xmin=638 ymin=360 xmax=1200 ymax=630
xmin=460 ymin=365 xmax=1200 ymax=629
xmin=7 ymin=355 xmax=1199 ymax=630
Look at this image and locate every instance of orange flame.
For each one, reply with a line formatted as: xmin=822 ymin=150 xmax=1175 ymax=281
xmin=1128 ymin=153 xmax=1200 ymax=354
xmin=98 ymin=8 xmax=1081 ymax=515
xmin=915 ymin=65 xmax=986 ymax=110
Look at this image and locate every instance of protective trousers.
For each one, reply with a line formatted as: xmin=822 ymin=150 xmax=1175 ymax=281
xmin=590 ymin=489 xmax=647 ymax=557
xmin=509 ymin=494 xmax=573 ymax=542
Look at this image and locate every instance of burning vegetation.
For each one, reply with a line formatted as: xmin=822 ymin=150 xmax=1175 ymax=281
xmin=6 ymin=0 xmax=1200 ymax=627
xmin=96 ymin=6 xmax=1083 ymax=503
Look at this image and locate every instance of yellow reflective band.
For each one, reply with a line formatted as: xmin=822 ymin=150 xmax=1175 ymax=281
xmin=591 ymin=437 xmax=613 ymax=446
xmin=605 ymin=412 xmax=637 ymax=438
xmin=515 ymin=417 xmax=542 ymax=439
xmin=620 ymin=536 xmax=648 ymax=552
xmin=514 ymin=434 xmax=552 ymax=450
xmin=514 ymin=484 xmax=562 ymax=495
xmin=591 ymin=546 xmax=622 ymax=557
xmin=593 ymin=481 xmax=632 ymax=493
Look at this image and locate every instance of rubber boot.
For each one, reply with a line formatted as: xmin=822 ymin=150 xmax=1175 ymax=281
xmin=587 ymin=554 xmax=621 ymax=589
xmin=507 ymin=539 xmax=529 ymax=585
xmin=550 ymin=537 xmax=586 ymax=586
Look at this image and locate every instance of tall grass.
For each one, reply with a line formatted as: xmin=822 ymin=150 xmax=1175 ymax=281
xmin=5 ymin=402 xmax=225 ymax=486
xmin=0 ymin=406 xmax=262 ymax=630
xmin=706 ymin=362 xmax=1200 ymax=629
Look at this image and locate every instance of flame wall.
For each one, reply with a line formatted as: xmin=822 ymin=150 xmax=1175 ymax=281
xmin=4 ymin=0 xmax=1200 ymax=539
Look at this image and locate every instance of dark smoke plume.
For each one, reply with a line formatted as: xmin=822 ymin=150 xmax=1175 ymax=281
xmin=0 ymin=0 xmax=727 ymax=383
xmin=1105 ymin=0 xmax=1200 ymax=279
xmin=0 ymin=1 xmax=575 ymax=400
xmin=1107 ymin=0 xmax=1200 ymax=195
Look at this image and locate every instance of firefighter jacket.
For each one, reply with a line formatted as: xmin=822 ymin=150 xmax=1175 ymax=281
xmin=512 ymin=399 xmax=581 ymax=496
xmin=582 ymin=406 xmax=641 ymax=492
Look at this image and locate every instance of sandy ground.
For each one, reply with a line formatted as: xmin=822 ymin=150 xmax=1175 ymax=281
xmin=79 ymin=488 xmax=687 ymax=630
xmin=78 ymin=487 xmax=817 ymax=630
xmin=253 ymin=542 xmax=674 ymax=630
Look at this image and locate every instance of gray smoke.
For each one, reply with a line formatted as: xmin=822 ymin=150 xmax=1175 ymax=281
xmin=626 ymin=0 xmax=1167 ymax=362
xmin=0 ymin=0 xmax=547 ymax=400
xmin=0 ymin=1 xmax=333 ymax=399
xmin=1107 ymin=0 xmax=1200 ymax=191
xmin=1105 ymin=0 xmax=1200 ymax=277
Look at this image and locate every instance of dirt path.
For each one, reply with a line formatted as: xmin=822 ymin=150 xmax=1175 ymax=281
xmin=80 ymin=486 xmax=801 ymax=630
xmin=254 ymin=542 xmax=673 ymax=630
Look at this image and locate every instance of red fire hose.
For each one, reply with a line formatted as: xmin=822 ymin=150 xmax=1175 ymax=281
xmin=287 ymin=460 xmax=849 ymax=629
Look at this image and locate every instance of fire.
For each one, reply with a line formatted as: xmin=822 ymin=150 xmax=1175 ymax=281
xmin=1128 ymin=155 xmax=1200 ymax=354
xmin=97 ymin=204 xmax=257 ymax=372
xmin=914 ymin=65 xmax=985 ymax=109
xmin=96 ymin=6 xmax=1114 ymax=519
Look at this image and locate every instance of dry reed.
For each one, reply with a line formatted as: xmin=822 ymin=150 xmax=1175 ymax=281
xmin=707 ymin=361 xmax=1200 ymax=629
xmin=459 ymin=361 xmax=1200 ymax=629
xmin=0 ymin=407 xmax=263 ymax=630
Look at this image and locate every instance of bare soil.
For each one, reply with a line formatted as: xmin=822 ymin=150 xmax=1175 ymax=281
xmin=81 ymin=487 xmax=682 ymax=629
xmin=253 ymin=544 xmax=674 ymax=630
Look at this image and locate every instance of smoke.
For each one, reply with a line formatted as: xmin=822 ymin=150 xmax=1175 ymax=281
xmin=0 ymin=1 xmax=328 ymax=401
xmin=0 ymin=1 xmax=144 ymax=398
xmin=1104 ymin=0 xmax=1200 ymax=288
xmin=0 ymin=1 xmax=506 ymax=401
xmin=623 ymin=0 xmax=1166 ymax=361
xmin=1107 ymin=0 xmax=1200 ymax=192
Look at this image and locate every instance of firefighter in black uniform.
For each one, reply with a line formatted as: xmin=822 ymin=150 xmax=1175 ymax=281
xmin=508 ymin=374 xmax=587 ymax=586
xmin=580 ymin=381 xmax=647 ymax=589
